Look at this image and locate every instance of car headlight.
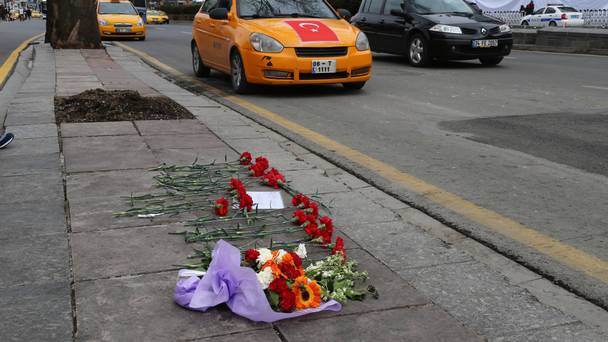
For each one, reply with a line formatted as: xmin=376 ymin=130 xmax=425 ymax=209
xmin=98 ymin=19 xmax=109 ymax=26
xmin=250 ymin=33 xmax=283 ymax=53
xmin=499 ymin=24 xmax=511 ymax=33
xmin=355 ymin=32 xmax=370 ymax=51
xmin=429 ymin=24 xmax=462 ymax=34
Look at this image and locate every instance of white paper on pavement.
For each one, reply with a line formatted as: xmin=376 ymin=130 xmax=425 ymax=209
xmin=247 ymin=191 xmax=285 ymax=209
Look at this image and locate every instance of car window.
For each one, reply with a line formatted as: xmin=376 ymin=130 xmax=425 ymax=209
xmin=364 ymin=0 xmax=384 ymax=14
xmin=558 ymin=7 xmax=577 ymax=12
xmin=237 ymin=0 xmax=337 ymax=18
xmin=98 ymin=2 xmax=137 ymax=15
xmin=384 ymin=0 xmax=404 ymax=15
xmin=408 ymin=0 xmax=473 ymax=15
xmin=545 ymin=7 xmax=555 ymax=14
xmin=533 ymin=7 xmax=545 ymax=15
xmin=200 ymin=0 xmax=218 ymax=13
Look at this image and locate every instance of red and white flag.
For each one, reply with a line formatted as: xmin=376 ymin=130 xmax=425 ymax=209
xmin=285 ymin=20 xmax=339 ymax=42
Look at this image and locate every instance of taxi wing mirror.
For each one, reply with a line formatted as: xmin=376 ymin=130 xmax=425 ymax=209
xmin=337 ymin=8 xmax=352 ymax=21
xmin=209 ymin=8 xmax=228 ymax=20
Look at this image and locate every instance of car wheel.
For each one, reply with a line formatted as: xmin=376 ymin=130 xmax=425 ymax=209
xmin=522 ymin=20 xmax=529 ymax=26
xmin=342 ymin=82 xmax=366 ymax=90
xmin=408 ymin=34 xmax=431 ymax=67
xmin=140 ymin=36 xmax=146 ymax=41
xmin=549 ymin=21 xmax=557 ymax=27
xmin=230 ymin=50 xmax=251 ymax=94
xmin=479 ymin=57 xmax=503 ymax=66
xmin=192 ymin=43 xmax=210 ymax=77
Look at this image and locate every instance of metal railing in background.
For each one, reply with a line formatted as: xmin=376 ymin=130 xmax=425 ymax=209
xmin=483 ymin=9 xmax=608 ymax=28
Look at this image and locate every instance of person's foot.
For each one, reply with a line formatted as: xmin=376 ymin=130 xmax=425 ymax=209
xmin=0 ymin=132 xmax=14 ymax=149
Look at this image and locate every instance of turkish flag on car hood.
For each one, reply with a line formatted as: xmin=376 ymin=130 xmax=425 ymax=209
xmin=285 ymin=20 xmax=340 ymax=42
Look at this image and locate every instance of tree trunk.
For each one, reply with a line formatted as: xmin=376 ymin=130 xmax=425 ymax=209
xmin=45 ymin=0 xmax=102 ymax=49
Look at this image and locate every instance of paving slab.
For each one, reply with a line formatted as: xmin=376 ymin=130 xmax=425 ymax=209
xmin=7 ymin=101 xmax=53 ymax=114
xmin=152 ymin=147 xmax=238 ymax=166
xmin=0 ymin=199 xmax=66 ymax=240
xmin=191 ymin=329 xmax=282 ymax=342
xmin=60 ymin=121 xmax=138 ymax=137
xmin=260 ymin=151 xmax=316 ymax=171
xmin=210 ymin=125 xmax=268 ymax=140
xmin=491 ymin=322 xmax=607 ymax=342
xmin=143 ymin=133 xmax=227 ymax=150
xmin=224 ymin=137 xmax=287 ymax=155
xmin=0 ymin=152 xmax=61 ymax=177
xmin=75 ymin=271 xmax=268 ymax=341
xmin=324 ymin=168 xmax=373 ymax=190
xmin=398 ymin=261 xmax=578 ymax=337
xmin=0 ymin=233 xmax=70 ymax=288
xmin=5 ymin=124 xmax=57 ymax=139
xmin=135 ymin=120 xmax=210 ymax=135
xmin=0 ymin=281 xmax=72 ymax=342
xmin=283 ymin=169 xmax=350 ymax=195
xmin=316 ymin=192 xmax=399 ymax=227
xmin=0 ymin=173 xmax=63 ymax=205
xmin=67 ymin=169 xmax=158 ymax=200
xmin=0 ymin=136 xmax=59 ymax=156
xmin=71 ymin=224 xmax=187 ymax=281
xmin=276 ymin=305 xmax=483 ymax=342
xmin=343 ymin=220 xmax=472 ymax=270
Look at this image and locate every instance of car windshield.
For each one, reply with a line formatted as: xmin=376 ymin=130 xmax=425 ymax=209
xmin=237 ymin=0 xmax=337 ymax=19
xmin=408 ymin=0 xmax=474 ymax=15
xmin=148 ymin=10 xmax=159 ymax=15
xmin=558 ymin=7 xmax=578 ymax=12
xmin=98 ymin=3 xmax=137 ymax=15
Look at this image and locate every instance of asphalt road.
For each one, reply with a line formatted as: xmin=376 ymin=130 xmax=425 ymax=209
xmin=127 ymin=23 xmax=608 ymax=305
xmin=0 ymin=19 xmax=45 ymax=67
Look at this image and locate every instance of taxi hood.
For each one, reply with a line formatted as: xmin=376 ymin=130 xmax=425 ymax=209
xmin=241 ymin=19 xmax=358 ymax=47
xmin=98 ymin=13 xmax=141 ymax=24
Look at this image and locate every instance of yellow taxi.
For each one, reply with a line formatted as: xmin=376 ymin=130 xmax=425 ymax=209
xmin=191 ymin=0 xmax=372 ymax=93
xmin=97 ymin=0 xmax=146 ymax=40
xmin=147 ymin=10 xmax=170 ymax=24
xmin=31 ymin=10 xmax=42 ymax=18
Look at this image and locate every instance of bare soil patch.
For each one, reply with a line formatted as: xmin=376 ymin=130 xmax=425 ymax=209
xmin=55 ymin=89 xmax=194 ymax=123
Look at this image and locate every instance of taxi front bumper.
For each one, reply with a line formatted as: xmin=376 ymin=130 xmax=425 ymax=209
xmin=99 ymin=25 xmax=146 ymax=38
xmin=241 ymin=47 xmax=372 ymax=85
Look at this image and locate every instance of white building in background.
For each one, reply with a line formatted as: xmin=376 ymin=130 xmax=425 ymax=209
xmin=475 ymin=0 xmax=608 ymax=11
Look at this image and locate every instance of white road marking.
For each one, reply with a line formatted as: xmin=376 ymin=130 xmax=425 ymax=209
xmin=582 ymin=85 xmax=608 ymax=91
xmin=504 ymin=56 xmax=516 ymax=59
xmin=154 ymin=27 xmax=166 ymax=31
xmin=181 ymin=31 xmax=191 ymax=35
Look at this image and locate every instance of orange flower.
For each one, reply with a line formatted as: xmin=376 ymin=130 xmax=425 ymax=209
xmin=261 ymin=260 xmax=281 ymax=277
xmin=293 ymin=276 xmax=321 ymax=310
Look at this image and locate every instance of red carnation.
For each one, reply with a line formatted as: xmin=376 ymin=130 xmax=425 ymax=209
xmin=240 ymin=151 xmax=253 ymax=165
xmin=280 ymin=262 xmax=301 ymax=280
xmin=244 ymin=249 xmax=260 ymax=263
xmin=306 ymin=214 xmax=318 ymax=224
xmin=291 ymin=194 xmax=310 ymax=207
xmin=304 ymin=222 xmax=321 ymax=238
xmin=289 ymin=251 xmax=302 ymax=268
xmin=331 ymin=237 xmax=346 ymax=260
xmin=239 ymin=193 xmax=254 ymax=211
xmin=306 ymin=202 xmax=319 ymax=217
xmin=321 ymin=229 xmax=333 ymax=245
xmin=249 ymin=157 xmax=269 ymax=177
xmin=278 ymin=289 xmax=296 ymax=312
xmin=292 ymin=210 xmax=307 ymax=225
xmin=262 ymin=168 xmax=286 ymax=189
xmin=319 ymin=216 xmax=333 ymax=230
xmin=214 ymin=197 xmax=229 ymax=216
xmin=268 ymin=277 xmax=289 ymax=294
xmin=229 ymin=178 xmax=245 ymax=193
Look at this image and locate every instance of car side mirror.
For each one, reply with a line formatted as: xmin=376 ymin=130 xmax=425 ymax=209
xmin=209 ymin=8 xmax=228 ymax=20
xmin=337 ymin=9 xmax=352 ymax=21
xmin=390 ymin=9 xmax=405 ymax=16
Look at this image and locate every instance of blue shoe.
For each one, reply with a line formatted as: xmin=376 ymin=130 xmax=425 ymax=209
xmin=0 ymin=132 xmax=14 ymax=149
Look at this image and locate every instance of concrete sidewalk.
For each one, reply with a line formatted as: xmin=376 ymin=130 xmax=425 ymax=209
xmin=1 ymin=41 xmax=607 ymax=341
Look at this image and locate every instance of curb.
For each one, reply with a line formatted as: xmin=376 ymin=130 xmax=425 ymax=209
xmin=0 ymin=33 xmax=44 ymax=90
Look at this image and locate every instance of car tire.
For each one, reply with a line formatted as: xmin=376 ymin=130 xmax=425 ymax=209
xmin=479 ymin=57 xmax=503 ymax=66
xmin=139 ymin=36 xmax=146 ymax=41
xmin=408 ymin=34 xmax=431 ymax=67
xmin=522 ymin=20 xmax=529 ymax=26
xmin=549 ymin=21 xmax=557 ymax=27
xmin=192 ymin=43 xmax=210 ymax=77
xmin=342 ymin=82 xmax=366 ymax=90
xmin=230 ymin=50 xmax=251 ymax=94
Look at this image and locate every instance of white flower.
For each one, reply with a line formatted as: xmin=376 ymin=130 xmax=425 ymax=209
xmin=256 ymin=267 xmax=273 ymax=289
xmin=256 ymin=248 xmax=273 ymax=267
xmin=275 ymin=249 xmax=288 ymax=264
xmin=295 ymin=244 xmax=307 ymax=259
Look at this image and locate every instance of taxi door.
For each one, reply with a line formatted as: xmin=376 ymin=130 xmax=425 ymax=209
xmin=193 ymin=0 xmax=219 ymax=67
xmin=530 ymin=7 xmax=545 ymax=26
xmin=202 ymin=0 xmax=233 ymax=71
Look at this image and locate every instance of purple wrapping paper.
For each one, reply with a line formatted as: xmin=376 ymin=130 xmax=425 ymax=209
xmin=174 ymin=240 xmax=342 ymax=322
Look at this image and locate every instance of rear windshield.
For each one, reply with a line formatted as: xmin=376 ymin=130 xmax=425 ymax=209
xmin=558 ymin=7 xmax=578 ymax=12
xmin=409 ymin=0 xmax=474 ymax=15
xmin=98 ymin=3 xmax=138 ymax=15
xmin=237 ymin=0 xmax=337 ymax=19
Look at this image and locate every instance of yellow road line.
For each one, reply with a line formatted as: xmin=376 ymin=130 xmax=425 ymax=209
xmin=117 ymin=42 xmax=608 ymax=284
xmin=0 ymin=33 xmax=44 ymax=88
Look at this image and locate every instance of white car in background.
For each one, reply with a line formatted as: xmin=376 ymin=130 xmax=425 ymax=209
xmin=520 ymin=4 xmax=585 ymax=27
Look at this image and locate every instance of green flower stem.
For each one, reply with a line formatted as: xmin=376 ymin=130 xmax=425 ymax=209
xmin=184 ymin=226 xmax=302 ymax=243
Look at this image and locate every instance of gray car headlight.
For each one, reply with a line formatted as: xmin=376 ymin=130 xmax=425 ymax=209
xmin=429 ymin=24 xmax=463 ymax=34
xmin=499 ymin=24 xmax=511 ymax=33
xmin=250 ymin=33 xmax=284 ymax=53
xmin=355 ymin=32 xmax=370 ymax=51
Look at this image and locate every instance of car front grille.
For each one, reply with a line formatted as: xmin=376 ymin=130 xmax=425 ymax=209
xmin=114 ymin=23 xmax=132 ymax=28
xmin=295 ymin=47 xmax=348 ymax=57
xmin=299 ymin=71 xmax=349 ymax=80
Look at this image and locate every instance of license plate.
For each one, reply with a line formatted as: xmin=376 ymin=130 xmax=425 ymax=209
xmin=312 ymin=60 xmax=336 ymax=74
xmin=116 ymin=27 xmax=131 ymax=33
xmin=472 ymin=39 xmax=498 ymax=48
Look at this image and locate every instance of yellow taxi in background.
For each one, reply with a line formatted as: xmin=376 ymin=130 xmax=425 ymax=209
xmin=147 ymin=10 xmax=169 ymax=24
xmin=191 ymin=0 xmax=372 ymax=93
xmin=97 ymin=0 xmax=146 ymax=40
xmin=31 ymin=10 xmax=42 ymax=18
